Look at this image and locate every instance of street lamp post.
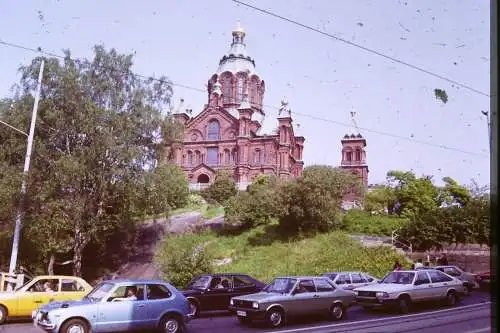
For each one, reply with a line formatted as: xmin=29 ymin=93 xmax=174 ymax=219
xmin=481 ymin=110 xmax=491 ymax=151
xmin=6 ymin=59 xmax=45 ymax=289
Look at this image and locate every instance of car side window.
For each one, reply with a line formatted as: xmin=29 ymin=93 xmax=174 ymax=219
xmin=147 ymin=284 xmax=172 ymax=300
xmin=415 ymin=272 xmax=430 ymax=284
xmin=444 ymin=267 xmax=461 ymax=277
xmin=294 ymin=280 xmax=316 ymax=294
xmin=314 ymin=279 xmax=335 ymax=292
xmin=61 ymin=279 xmax=85 ymax=292
xmin=233 ymin=276 xmax=255 ymax=288
xmin=108 ymin=284 xmax=144 ymax=302
xmin=336 ymin=273 xmax=351 ymax=285
xmin=29 ymin=278 xmax=60 ymax=292
xmin=364 ymin=274 xmax=374 ymax=282
xmin=209 ymin=276 xmax=232 ymax=290
xmin=351 ymin=273 xmax=365 ymax=283
xmin=428 ymin=270 xmax=452 ymax=283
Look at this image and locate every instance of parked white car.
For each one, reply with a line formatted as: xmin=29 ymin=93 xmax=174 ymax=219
xmin=322 ymin=272 xmax=379 ymax=291
xmin=354 ymin=269 xmax=466 ymax=314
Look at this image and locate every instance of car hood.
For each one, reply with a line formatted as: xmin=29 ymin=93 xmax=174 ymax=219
xmin=0 ymin=291 xmax=17 ymax=300
xmin=355 ymin=283 xmax=411 ymax=293
xmin=180 ymin=289 xmax=203 ymax=297
xmin=39 ymin=298 xmax=91 ymax=312
xmin=233 ymin=292 xmax=281 ymax=302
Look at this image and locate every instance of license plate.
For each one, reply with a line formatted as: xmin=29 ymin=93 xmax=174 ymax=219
xmin=237 ymin=310 xmax=247 ymax=317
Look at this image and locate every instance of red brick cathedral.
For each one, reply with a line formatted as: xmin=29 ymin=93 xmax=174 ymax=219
xmin=170 ymin=24 xmax=305 ymax=190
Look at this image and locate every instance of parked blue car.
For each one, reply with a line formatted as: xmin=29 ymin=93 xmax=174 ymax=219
xmin=32 ymin=279 xmax=191 ymax=333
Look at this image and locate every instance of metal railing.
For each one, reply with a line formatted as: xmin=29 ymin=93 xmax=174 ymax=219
xmin=391 ymin=228 xmax=413 ymax=253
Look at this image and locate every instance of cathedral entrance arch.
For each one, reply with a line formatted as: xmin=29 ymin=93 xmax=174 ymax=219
xmin=197 ymin=174 xmax=210 ymax=184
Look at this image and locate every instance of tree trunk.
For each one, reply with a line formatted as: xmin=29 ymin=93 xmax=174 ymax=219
xmin=47 ymin=253 xmax=55 ymax=275
xmin=72 ymin=226 xmax=85 ymax=277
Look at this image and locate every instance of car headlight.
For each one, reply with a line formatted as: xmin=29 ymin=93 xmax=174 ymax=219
xmin=354 ymin=290 xmax=359 ymax=296
xmin=376 ymin=292 xmax=389 ymax=298
xmin=230 ymin=299 xmax=234 ymax=306
xmin=252 ymin=302 xmax=259 ymax=309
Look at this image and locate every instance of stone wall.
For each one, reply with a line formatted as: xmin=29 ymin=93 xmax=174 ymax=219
xmin=408 ymin=243 xmax=491 ymax=273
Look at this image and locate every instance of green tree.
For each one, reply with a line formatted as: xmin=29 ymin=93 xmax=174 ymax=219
xmin=364 ymin=185 xmax=396 ymax=213
xmin=439 ymin=176 xmax=471 ymax=207
xmin=0 ymin=46 xmax=177 ymax=276
xmin=278 ymin=165 xmax=360 ymax=234
xmin=200 ymin=170 xmax=237 ymax=205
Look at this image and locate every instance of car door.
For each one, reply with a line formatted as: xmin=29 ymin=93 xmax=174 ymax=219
xmin=25 ymin=278 xmax=61 ymax=316
xmin=288 ymin=279 xmax=317 ymax=316
xmin=312 ymin=278 xmax=337 ymax=314
xmin=202 ymin=275 xmax=233 ymax=310
xmin=96 ymin=284 xmax=148 ymax=332
xmin=144 ymin=284 xmax=176 ymax=329
xmin=412 ymin=271 xmax=433 ymax=301
xmin=428 ymin=270 xmax=454 ymax=298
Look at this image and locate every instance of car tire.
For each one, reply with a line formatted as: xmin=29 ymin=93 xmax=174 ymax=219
xmin=398 ymin=295 xmax=411 ymax=314
xmin=446 ymin=291 xmax=457 ymax=307
xmin=266 ymin=307 xmax=285 ymax=328
xmin=0 ymin=305 xmax=7 ymax=325
xmin=463 ymin=284 xmax=470 ymax=296
xmin=60 ymin=318 xmax=90 ymax=333
xmin=188 ymin=299 xmax=200 ymax=318
xmin=329 ymin=303 xmax=345 ymax=321
xmin=159 ymin=314 xmax=184 ymax=333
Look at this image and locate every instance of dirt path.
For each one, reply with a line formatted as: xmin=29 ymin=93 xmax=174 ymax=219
xmin=111 ymin=212 xmax=204 ymax=280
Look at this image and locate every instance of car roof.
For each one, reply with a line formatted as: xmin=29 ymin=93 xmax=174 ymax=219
xmin=34 ymin=275 xmax=86 ymax=280
xmin=323 ymin=272 xmax=369 ymax=275
xmin=101 ymin=279 xmax=169 ymax=285
xmin=275 ymin=276 xmax=329 ymax=280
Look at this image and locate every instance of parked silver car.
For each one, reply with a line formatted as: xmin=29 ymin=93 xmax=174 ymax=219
xmin=323 ymin=272 xmax=379 ymax=290
xmin=354 ymin=269 xmax=466 ymax=314
xmin=433 ymin=265 xmax=480 ymax=295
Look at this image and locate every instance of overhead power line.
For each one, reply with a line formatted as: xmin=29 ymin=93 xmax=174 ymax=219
xmin=0 ymin=40 xmax=488 ymax=158
xmin=232 ymin=0 xmax=490 ymax=98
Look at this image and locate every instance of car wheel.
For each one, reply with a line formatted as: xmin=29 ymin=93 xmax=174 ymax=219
xmin=188 ymin=299 xmax=199 ymax=318
xmin=463 ymin=284 xmax=470 ymax=296
xmin=466 ymin=284 xmax=473 ymax=294
xmin=398 ymin=296 xmax=411 ymax=314
xmin=266 ymin=308 xmax=284 ymax=328
xmin=0 ymin=305 xmax=7 ymax=325
xmin=160 ymin=315 xmax=184 ymax=333
xmin=60 ymin=318 xmax=90 ymax=333
xmin=329 ymin=303 xmax=345 ymax=321
xmin=446 ymin=291 xmax=457 ymax=307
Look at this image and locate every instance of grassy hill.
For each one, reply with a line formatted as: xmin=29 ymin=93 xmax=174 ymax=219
xmin=156 ymin=224 xmax=409 ymax=285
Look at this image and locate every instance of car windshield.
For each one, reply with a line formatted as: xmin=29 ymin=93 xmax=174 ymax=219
xmin=186 ymin=276 xmax=211 ymax=290
xmin=325 ymin=273 xmax=337 ymax=280
xmin=86 ymin=282 xmax=114 ymax=302
xmin=381 ymin=272 xmax=415 ymax=284
xmin=263 ymin=278 xmax=297 ymax=294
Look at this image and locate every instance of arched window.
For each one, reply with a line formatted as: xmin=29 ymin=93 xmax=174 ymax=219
xmin=236 ymin=77 xmax=244 ymax=103
xmin=224 ymin=149 xmax=230 ymax=165
xmin=355 ymin=149 xmax=362 ymax=161
xmin=194 ymin=150 xmax=201 ymax=164
xmin=187 ymin=151 xmax=193 ymax=166
xmin=231 ymin=148 xmax=238 ymax=164
xmin=346 ymin=151 xmax=353 ymax=161
xmin=222 ymin=78 xmax=232 ymax=103
xmin=250 ymin=81 xmax=258 ymax=106
xmin=207 ymin=120 xmax=220 ymax=140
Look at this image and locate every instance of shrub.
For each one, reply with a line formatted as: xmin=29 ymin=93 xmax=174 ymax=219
xmin=200 ymin=171 xmax=237 ymax=205
xmin=155 ymin=234 xmax=213 ymax=288
xmin=342 ymin=209 xmax=409 ymax=236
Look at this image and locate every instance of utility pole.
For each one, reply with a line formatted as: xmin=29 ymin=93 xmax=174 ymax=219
xmin=7 ymin=59 xmax=44 ymax=289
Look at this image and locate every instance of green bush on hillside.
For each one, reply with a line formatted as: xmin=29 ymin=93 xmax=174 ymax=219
xmin=342 ymin=209 xmax=409 ymax=236
xmin=155 ymin=234 xmax=213 ymax=288
xmin=201 ymin=171 xmax=237 ymax=205
xmin=155 ymin=228 xmax=408 ymax=284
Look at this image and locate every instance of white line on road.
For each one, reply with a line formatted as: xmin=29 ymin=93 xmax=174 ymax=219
xmin=464 ymin=328 xmax=491 ymax=333
xmin=263 ymin=302 xmax=492 ymax=333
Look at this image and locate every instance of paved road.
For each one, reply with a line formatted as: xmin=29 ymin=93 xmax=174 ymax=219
xmin=1 ymin=292 xmax=491 ymax=333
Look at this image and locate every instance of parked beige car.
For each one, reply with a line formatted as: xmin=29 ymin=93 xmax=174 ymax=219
xmin=433 ymin=265 xmax=480 ymax=295
xmin=323 ymin=271 xmax=379 ymax=290
xmin=354 ymin=269 xmax=466 ymax=314
xmin=229 ymin=276 xmax=355 ymax=328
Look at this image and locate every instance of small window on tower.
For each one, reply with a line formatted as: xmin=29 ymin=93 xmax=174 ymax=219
xmin=346 ymin=152 xmax=353 ymax=161
xmin=355 ymin=150 xmax=361 ymax=161
xmin=237 ymin=77 xmax=244 ymax=103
